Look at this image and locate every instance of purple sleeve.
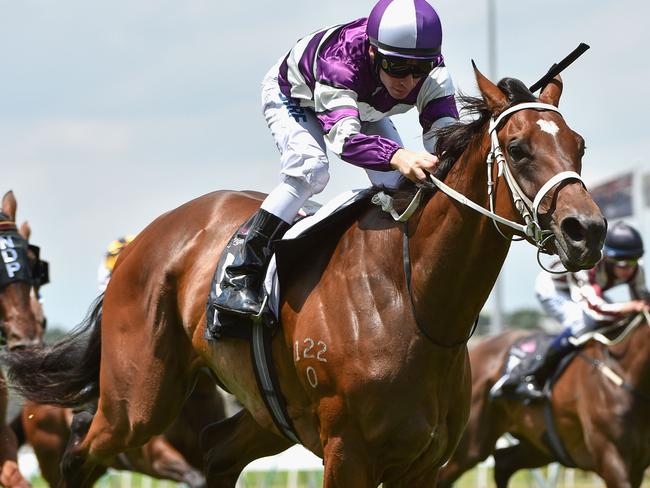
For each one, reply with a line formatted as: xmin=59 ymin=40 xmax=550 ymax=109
xmin=317 ymin=108 xmax=360 ymax=133
xmin=316 ymin=106 xmax=401 ymax=170
xmin=419 ymin=95 xmax=459 ymax=133
xmin=340 ymin=133 xmax=401 ymax=170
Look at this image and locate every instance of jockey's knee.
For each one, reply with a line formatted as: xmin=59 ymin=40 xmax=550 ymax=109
xmin=307 ymin=165 xmax=330 ymax=194
xmin=281 ymin=155 xmax=330 ymax=196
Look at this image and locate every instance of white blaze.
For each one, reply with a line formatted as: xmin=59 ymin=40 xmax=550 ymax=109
xmin=537 ymin=119 xmax=560 ymax=136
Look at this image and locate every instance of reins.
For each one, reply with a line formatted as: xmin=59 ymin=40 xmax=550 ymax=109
xmin=373 ymin=101 xmax=585 ymax=347
xmin=577 ymin=311 xmax=650 ymax=403
xmin=374 ymin=102 xmax=585 ymax=274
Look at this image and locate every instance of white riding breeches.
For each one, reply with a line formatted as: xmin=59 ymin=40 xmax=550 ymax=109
xmin=260 ymin=64 xmax=404 ymax=223
xmin=535 ymin=272 xmax=588 ymax=336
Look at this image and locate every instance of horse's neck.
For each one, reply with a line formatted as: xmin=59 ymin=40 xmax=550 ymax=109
xmin=407 ymin=133 xmax=515 ymax=346
xmin=610 ymin=321 xmax=650 ymax=394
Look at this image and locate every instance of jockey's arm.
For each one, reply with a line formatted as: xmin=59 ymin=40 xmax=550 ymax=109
xmin=316 ymin=87 xmax=438 ymax=184
xmin=629 ymin=263 xmax=650 ymax=302
xmin=314 ymin=85 xmax=402 ymax=172
xmin=573 ymin=272 xmax=638 ymax=319
xmin=575 ymin=271 xmax=650 ymax=318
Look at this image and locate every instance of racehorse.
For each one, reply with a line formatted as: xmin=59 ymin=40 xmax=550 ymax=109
xmin=1 ymin=66 xmax=606 ymax=487
xmin=0 ymin=191 xmax=48 ymax=487
xmin=437 ymin=313 xmax=650 ymax=488
xmin=14 ymin=370 xmax=223 ymax=486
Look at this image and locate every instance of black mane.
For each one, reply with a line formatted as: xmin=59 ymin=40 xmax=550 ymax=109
xmin=372 ymin=77 xmax=536 ymax=210
xmin=434 ymin=77 xmax=537 ymax=169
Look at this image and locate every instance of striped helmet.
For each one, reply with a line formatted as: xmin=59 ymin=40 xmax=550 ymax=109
xmin=367 ymin=0 xmax=443 ymax=60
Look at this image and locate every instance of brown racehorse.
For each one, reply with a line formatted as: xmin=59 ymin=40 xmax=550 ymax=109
xmin=1 ymin=67 xmax=606 ymax=487
xmin=0 ymin=191 xmax=47 ymax=487
xmin=437 ymin=313 xmax=650 ymax=488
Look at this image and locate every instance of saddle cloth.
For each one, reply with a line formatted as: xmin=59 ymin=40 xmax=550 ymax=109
xmin=502 ymin=333 xmax=554 ymax=381
xmin=206 ymin=188 xmax=372 ymax=340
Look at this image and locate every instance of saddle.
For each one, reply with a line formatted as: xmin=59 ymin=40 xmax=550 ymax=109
xmin=500 ymin=332 xmax=576 ymax=398
xmin=205 ymin=189 xmax=374 ymax=341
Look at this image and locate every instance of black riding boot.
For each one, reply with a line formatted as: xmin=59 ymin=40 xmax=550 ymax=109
xmin=491 ymin=330 xmax=576 ymax=401
xmin=514 ymin=346 xmax=567 ymax=400
xmin=214 ymin=209 xmax=290 ymax=316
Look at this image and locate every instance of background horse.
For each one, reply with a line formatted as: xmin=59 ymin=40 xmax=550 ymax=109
xmin=437 ymin=313 xmax=650 ymax=488
xmin=0 ymin=191 xmax=47 ymax=487
xmin=2 ymin=67 xmax=606 ymax=487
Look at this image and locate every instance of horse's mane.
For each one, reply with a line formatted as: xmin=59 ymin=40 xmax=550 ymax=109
xmin=380 ymin=77 xmax=537 ymax=210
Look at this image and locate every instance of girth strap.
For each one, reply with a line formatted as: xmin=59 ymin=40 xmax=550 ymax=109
xmin=250 ymin=314 xmax=301 ymax=444
xmin=542 ymin=399 xmax=577 ymax=467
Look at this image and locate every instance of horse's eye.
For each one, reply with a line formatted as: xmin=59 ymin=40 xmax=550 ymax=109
xmin=508 ymin=142 xmax=529 ymax=162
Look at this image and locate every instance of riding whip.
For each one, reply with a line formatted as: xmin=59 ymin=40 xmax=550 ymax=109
xmin=529 ymin=42 xmax=590 ymax=93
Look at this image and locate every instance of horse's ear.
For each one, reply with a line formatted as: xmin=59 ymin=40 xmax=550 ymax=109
xmin=2 ymin=191 xmax=17 ymax=220
xmin=472 ymin=60 xmax=508 ymax=115
xmin=19 ymin=221 xmax=31 ymax=240
xmin=539 ymin=75 xmax=563 ymax=107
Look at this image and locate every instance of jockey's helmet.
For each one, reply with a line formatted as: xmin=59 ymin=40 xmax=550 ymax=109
xmin=104 ymin=234 xmax=137 ymax=272
xmin=366 ymin=0 xmax=443 ymax=62
xmin=603 ymin=222 xmax=644 ymax=260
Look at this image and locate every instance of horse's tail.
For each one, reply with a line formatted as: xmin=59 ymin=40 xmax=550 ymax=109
xmin=1 ymin=295 xmax=103 ymax=408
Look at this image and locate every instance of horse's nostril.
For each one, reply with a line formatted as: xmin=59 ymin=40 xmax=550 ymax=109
xmin=561 ymin=217 xmax=586 ymax=244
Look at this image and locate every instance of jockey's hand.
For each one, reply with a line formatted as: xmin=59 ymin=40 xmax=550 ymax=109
xmin=623 ymin=300 xmax=650 ymax=314
xmin=390 ymin=149 xmax=439 ymax=184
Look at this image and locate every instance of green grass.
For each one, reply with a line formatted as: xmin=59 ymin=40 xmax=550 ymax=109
xmin=26 ymin=466 xmax=650 ymax=487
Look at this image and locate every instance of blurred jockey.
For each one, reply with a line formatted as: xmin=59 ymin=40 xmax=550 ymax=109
xmin=493 ymin=221 xmax=650 ymax=400
xmin=215 ymin=0 xmax=459 ymax=316
xmin=97 ymin=235 xmax=136 ymax=293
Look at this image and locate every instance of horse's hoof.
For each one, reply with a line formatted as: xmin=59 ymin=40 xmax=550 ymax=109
xmin=183 ymin=470 xmax=207 ymax=488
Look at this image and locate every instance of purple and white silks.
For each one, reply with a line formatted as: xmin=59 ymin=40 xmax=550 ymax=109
xmin=367 ymin=0 xmax=443 ymax=59
xmin=276 ymin=17 xmax=458 ymax=171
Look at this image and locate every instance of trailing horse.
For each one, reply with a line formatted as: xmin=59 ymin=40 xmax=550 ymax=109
xmin=1 ymin=67 xmax=605 ymax=487
xmin=0 ymin=190 xmax=49 ymax=487
xmin=437 ymin=312 xmax=650 ymax=488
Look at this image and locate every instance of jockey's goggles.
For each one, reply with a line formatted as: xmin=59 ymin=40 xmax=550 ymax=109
xmin=378 ymin=54 xmax=438 ymax=78
xmin=608 ymin=257 xmax=639 ymax=268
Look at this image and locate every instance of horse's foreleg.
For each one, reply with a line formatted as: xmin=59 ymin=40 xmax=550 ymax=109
xmin=322 ymin=436 xmax=376 ymax=488
xmin=438 ymin=401 xmax=506 ymax=488
xmin=0 ymin=426 xmax=29 ymax=488
xmin=382 ymin=467 xmax=440 ymax=488
xmin=594 ymin=444 xmax=634 ymax=488
xmin=0 ymin=380 xmax=29 ymax=488
xmin=493 ymin=441 xmax=551 ymax=488
xmin=202 ymin=409 xmax=292 ymax=487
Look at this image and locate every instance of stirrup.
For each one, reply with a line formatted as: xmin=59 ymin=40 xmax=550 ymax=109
xmin=515 ymin=378 xmax=546 ymax=400
xmin=215 ymin=292 xmax=268 ymax=318
xmin=488 ymin=374 xmax=510 ymax=399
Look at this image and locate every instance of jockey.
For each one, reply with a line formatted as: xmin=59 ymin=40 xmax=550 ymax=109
xmin=493 ymin=221 xmax=650 ymax=400
xmin=215 ymin=0 xmax=459 ymax=316
xmin=97 ymin=235 xmax=136 ymax=293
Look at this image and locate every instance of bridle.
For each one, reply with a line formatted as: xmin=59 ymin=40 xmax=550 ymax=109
xmin=374 ymin=101 xmax=585 ymax=272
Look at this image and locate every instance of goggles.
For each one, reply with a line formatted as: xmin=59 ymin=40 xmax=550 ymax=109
xmin=607 ymin=258 xmax=639 ymax=268
xmin=378 ymin=54 xmax=439 ymax=78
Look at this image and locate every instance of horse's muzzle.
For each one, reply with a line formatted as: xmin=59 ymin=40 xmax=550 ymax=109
xmin=555 ymin=213 xmax=607 ymax=271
